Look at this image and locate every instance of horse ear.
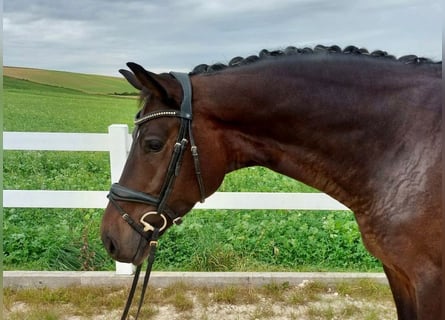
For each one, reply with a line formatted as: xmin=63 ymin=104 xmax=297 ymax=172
xmin=119 ymin=69 xmax=143 ymax=90
xmin=125 ymin=62 xmax=169 ymax=99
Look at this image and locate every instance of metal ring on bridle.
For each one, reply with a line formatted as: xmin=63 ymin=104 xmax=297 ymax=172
xmin=140 ymin=212 xmax=168 ymax=232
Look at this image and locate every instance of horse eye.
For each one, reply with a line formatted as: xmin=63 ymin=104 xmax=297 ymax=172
xmin=144 ymin=139 xmax=164 ymax=153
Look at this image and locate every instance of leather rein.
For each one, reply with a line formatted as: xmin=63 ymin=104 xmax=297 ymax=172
xmin=107 ymin=72 xmax=205 ymax=319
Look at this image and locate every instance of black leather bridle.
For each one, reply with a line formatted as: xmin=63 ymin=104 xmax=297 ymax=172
xmin=106 ymin=72 xmax=205 ymax=319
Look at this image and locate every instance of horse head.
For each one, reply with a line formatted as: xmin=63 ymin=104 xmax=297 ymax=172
xmin=101 ymin=63 xmax=225 ymax=265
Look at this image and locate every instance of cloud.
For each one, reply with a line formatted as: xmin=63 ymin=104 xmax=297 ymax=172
xmin=3 ymin=0 xmax=442 ymax=75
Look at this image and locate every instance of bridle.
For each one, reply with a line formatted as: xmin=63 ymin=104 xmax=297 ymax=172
xmin=108 ymin=71 xmax=205 ymax=236
xmin=106 ymin=72 xmax=206 ymax=319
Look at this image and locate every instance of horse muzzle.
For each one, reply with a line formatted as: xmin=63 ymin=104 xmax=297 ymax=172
xmin=101 ymin=183 xmax=183 ymax=262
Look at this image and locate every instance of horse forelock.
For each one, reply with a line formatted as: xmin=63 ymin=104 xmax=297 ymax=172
xmin=190 ymin=44 xmax=441 ymax=75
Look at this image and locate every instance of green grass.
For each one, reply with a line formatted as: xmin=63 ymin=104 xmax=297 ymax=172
xmin=3 ymin=208 xmax=115 ymax=271
xmin=3 ymin=151 xmax=110 ymax=190
xmin=2 ymin=70 xmax=382 ymax=272
xmin=155 ymin=210 xmax=379 ymax=272
xmin=3 ymin=76 xmax=137 ymax=132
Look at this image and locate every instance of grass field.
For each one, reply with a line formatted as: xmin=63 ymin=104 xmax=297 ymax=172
xmin=3 ymin=66 xmax=136 ymax=95
xmin=3 ymin=67 xmax=382 ymax=272
xmin=3 ymin=76 xmax=137 ymax=132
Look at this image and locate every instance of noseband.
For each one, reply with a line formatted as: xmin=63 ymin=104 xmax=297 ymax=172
xmin=106 ymin=72 xmax=206 ymax=319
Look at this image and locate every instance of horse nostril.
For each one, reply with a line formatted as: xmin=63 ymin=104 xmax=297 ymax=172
xmin=103 ymin=235 xmax=118 ymax=257
xmin=109 ymin=239 xmax=116 ymax=255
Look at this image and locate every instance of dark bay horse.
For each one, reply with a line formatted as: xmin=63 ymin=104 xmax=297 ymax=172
xmin=101 ymin=45 xmax=442 ymax=319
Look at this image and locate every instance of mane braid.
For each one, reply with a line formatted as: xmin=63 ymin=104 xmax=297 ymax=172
xmin=190 ymin=44 xmax=441 ymax=75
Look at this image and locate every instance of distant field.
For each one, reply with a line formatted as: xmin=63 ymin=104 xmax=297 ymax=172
xmin=3 ymin=75 xmax=137 ymax=132
xmin=4 ymin=66 xmax=137 ymax=95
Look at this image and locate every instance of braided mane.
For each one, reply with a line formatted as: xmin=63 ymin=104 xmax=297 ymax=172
xmin=190 ymin=44 xmax=441 ymax=75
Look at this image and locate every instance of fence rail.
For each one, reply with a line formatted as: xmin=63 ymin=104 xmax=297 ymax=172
xmin=3 ymin=125 xmax=349 ymax=274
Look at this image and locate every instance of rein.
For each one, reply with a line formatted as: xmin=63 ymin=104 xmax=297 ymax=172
xmin=107 ymin=72 xmax=205 ymax=319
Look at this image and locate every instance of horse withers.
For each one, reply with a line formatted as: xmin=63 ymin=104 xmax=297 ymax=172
xmin=101 ymin=45 xmax=442 ymax=319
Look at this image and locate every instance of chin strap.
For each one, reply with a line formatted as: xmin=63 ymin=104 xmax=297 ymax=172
xmin=121 ymin=228 xmax=160 ymax=320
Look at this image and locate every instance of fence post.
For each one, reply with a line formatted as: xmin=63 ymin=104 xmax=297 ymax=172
xmin=108 ymin=124 xmax=135 ymax=275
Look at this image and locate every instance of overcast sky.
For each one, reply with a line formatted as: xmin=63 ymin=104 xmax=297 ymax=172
xmin=4 ymin=0 xmax=442 ymax=76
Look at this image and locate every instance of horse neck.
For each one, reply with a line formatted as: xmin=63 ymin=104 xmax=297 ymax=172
xmin=192 ymin=57 xmax=440 ymax=212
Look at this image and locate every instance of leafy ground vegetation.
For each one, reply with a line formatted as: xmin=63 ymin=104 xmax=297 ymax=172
xmin=3 ymin=68 xmax=382 ymax=272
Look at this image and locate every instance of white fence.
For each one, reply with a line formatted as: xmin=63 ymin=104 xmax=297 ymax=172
xmin=3 ymin=124 xmax=349 ymax=274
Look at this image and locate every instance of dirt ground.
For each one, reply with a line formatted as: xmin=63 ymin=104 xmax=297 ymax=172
xmin=8 ymin=294 xmax=396 ymax=320
xmin=5 ymin=280 xmax=397 ymax=320
xmin=111 ymin=294 xmax=396 ymax=320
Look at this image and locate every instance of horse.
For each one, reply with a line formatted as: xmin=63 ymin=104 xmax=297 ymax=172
xmin=101 ymin=45 xmax=442 ymax=319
